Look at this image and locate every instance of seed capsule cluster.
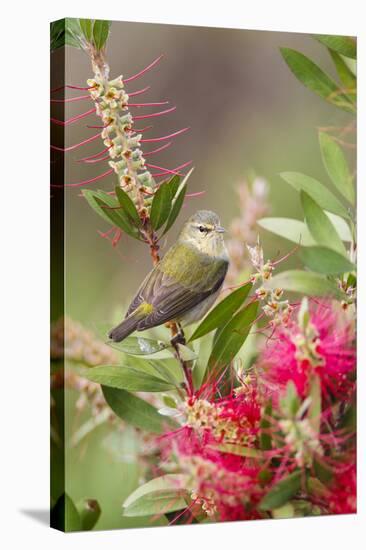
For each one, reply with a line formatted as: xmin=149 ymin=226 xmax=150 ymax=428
xmin=87 ymin=75 xmax=154 ymax=212
xmin=247 ymin=239 xmax=292 ymax=326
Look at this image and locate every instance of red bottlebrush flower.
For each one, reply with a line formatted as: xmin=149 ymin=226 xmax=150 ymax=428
xmin=328 ymin=460 xmax=357 ymax=515
xmin=259 ymin=301 xmax=355 ymax=401
xmin=159 ymin=389 xmax=267 ymax=521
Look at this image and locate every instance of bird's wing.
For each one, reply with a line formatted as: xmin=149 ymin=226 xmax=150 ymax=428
xmin=126 ymin=243 xmax=228 ymax=330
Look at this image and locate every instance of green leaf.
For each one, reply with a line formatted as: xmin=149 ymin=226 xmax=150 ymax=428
xmin=83 ymin=189 xmax=140 ymax=239
xmin=258 ymin=215 xmax=351 ymax=245
xmin=65 ymin=18 xmax=83 ymax=48
xmin=76 ymin=498 xmax=101 ymax=531
xmin=150 ymin=182 xmax=172 ymax=230
xmin=95 ymin=196 xmax=140 ymax=239
xmin=209 ymin=443 xmax=261 ymax=458
xmin=301 ymin=191 xmax=346 ymax=255
xmin=79 ymin=19 xmax=93 ymax=42
xmin=115 ymin=186 xmax=141 ymax=226
xmin=162 ymin=168 xmax=194 ymax=235
xmin=92 ymin=20 xmax=111 ymax=51
xmin=123 ymin=475 xmax=188 ymax=517
xmin=102 ymin=386 xmax=173 ymax=433
xmin=50 ymin=20 xmax=66 ymax=51
xmin=82 ymin=189 xmax=116 ymax=224
xmin=206 ymin=301 xmax=258 ymax=379
xmin=80 ymin=365 xmax=175 ymax=392
xmin=166 ymin=174 xmax=181 ymax=198
xmin=329 ymin=50 xmax=356 ymax=92
xmin=319 ymin=132 xmax=355 ymax=205
xmin=267 ymin=270 xmax=344 ymax=299
xmin=280 ymin=48 xmax=355 ymax=113
xmin=189 ymin=283 xmax=252 ymax=342
xmin=280 ymin=171 xmax=350 ymax=219
xmin=258 ymin=217 xmax=315 ymax=246
xmin=324 ymin=212 xmax=352 ymax=242
xmin=105 ymin=335 xmax=167 ymax=356
xmin=51 ymin=19 xmax=84 ymax=50
xmin=51 ymin=493 xmax=82 ymax=532
xmin=259 ymin=470 xmax=302 ymax=511
xmin=300 ymin=246 xmax=355 ymax=275
xmin=315 ymin=35 xmax=357 ymax=59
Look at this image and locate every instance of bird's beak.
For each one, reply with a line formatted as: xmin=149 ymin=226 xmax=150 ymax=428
xmin=216 ymin=226 xmax=226 ymax=233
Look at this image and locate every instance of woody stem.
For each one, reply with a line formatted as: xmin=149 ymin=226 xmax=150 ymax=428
xmin=170 ymin=325 xmax=194 ymax=397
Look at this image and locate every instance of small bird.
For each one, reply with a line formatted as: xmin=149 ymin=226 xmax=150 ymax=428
xmin=108 ymin=210 xmax=229 ymax=343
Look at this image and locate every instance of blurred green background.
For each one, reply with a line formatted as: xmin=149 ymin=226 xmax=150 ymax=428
xmin=53 ymin=20 xmax=354 ymax=530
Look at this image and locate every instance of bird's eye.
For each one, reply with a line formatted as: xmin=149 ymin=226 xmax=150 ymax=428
xmin=198 ymin=225 xmax=206 ymax=233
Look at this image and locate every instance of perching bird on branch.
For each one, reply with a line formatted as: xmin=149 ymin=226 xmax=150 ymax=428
xmin=108 ymin=210 xmax=229 ymax=343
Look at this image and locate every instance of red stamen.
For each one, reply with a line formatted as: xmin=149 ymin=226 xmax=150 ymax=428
xmin=131 ymin=125 xmax=153 ymax=133
xmin=50 ymin=94 xmax=90 ymax=103
xmin=77 ymin=145 xmax=112 ymax=162
xmin=129 ymin=101 xmax=169 ymax=107
xmin=51 ymin=107 xmax=96 ymax=126
xmin=51 ymin=168 xmax=114 ymax=188
xmin=51 ymin=84 xmax=96 ymax=93
xmin=141 ymin=127 xmax=190 ymax=143
xmin=152 ymin=171 xmax=184 ymax=177
xmin=133 ymin=106 xmax=176 ymax=121
xmin=146 ymin=160 xmax=192 ymax=175
xmin=127 ymin=85 xmax=151 ymax=97
xmin=186 ymin=190 xmax=205 ymax=198
xmin=143 ymin=142 xmax=172 ymax=156
xmin=80 ymin=154 xmax=111 ymax=164
xmin=124 ymin=55 xmax=164 ymax=83
xmin=51 ymin=133 xmax=101 ymax=152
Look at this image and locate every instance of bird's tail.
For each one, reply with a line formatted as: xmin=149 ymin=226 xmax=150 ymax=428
xmin=108 ymin=309 xmax=142 ymax=343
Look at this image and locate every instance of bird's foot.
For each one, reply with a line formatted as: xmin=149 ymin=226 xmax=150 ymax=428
xmin=171 ymin=332 xmax=186 ymax=346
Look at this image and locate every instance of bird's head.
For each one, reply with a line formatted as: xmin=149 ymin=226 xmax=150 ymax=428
xmin=179 ymin=210 xmax=227 ymax=258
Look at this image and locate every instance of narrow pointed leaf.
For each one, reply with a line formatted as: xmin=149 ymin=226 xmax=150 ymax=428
xmin=189 ymin=283 xmax=252 ymax=342
xmin=280 ymin=48 xmax=355 ymax=113
xmin=82 ymin=189 xmax=115 ymax=224
xmin=259 ymin=470 xmax=302 ymax=511
xmin=92 ymin=20 xmax=111 ymax=51
xmin=258 ymin=217 xmax=315 ymax=246
xmin=80 ymin=365 xmax=175 ymax=392
xmin=280 ymin=172 xmax=350 ymax=219
xmin=314 ymin=35 xmax=357 ymax=59
xmin=115 ymin=186 xmax=141 ymax=226
xmin=324 ymin=212 xmax=352 ymax=242
xmin=300 ymin=246 xmax=355 ymax=275
xmin=95 ymin=197 xmax=140 ymax=238
xmin=206 ymin=301 xmax=258 ymax=379
xmin=150 ymin=182 xmax=172 ymax=230
xmin=79 ymin=19 xmax=93 ymax=41
xmin=319 ymin=132 xmax=355 ymax=205
xmin=329 ymin=50 xmax=356 ymax=92
xmin=83 ymin=189 xmax=141 ymax=238
xmin=102 ymin=386 xmax=176 ymax=433
xmin=123 ymin=475 xmax=188 ymax=517
xmin=301 ymin=191 xmax=346 ymax=254
xmin=267 ymin=270 xmax=344 ymax=299
xmin=163 ymin=168 xmax=194 ymax=235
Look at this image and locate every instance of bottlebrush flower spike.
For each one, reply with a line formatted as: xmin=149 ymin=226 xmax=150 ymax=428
xmin=51 ymin=43 xmax=192 ymax=232
xmin=258 ymin=299 xmax=356 ymax=401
